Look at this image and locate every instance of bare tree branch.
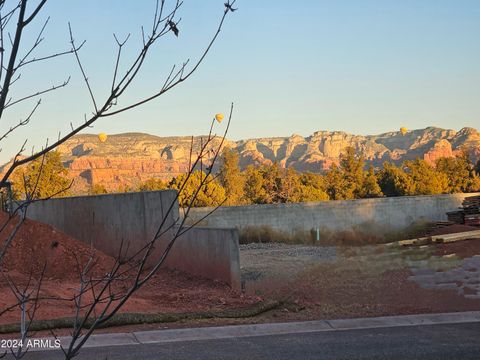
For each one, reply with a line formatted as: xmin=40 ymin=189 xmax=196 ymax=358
xmin=0 ymin=0 xmax=27 ymax=119
xmin=4 ymin=77 xmax=69 ymax=109
xmin=0 ymin=2 xmax=238 ymax=358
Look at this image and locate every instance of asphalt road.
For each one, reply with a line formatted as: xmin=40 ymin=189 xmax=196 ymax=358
xmin=5 ymin=322 xmax=480 ymax=360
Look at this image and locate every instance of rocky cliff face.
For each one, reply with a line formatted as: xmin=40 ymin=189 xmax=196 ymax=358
xmin=235 ymin=127 xmax=480 ymax=172
xmin=55 ymin=133 xmax=235 ymax=193
xmin=5 ymin=127 xmax=479 ymax=193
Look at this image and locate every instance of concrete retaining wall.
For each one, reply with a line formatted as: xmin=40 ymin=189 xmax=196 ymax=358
xmin=186 ymin=193 xmax=480 ymax=234
xmin=166 ymin=227 xmax=240 ymax=290
xmin=24 ymin=190 xmax=240 ymax=289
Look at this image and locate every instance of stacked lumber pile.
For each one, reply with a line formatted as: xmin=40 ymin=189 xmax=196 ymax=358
xmin=447 ymin=210 xmax=464 ymax=224
xmin=426 ymin=221 xmax=455 ymax=235
xmin=463 ymin=195 xmax=480 ymax=226
xmin=446 ymin=195 xmax=480 ymax=227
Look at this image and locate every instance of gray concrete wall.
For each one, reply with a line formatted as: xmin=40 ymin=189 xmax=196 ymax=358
xmin=185 ymin=193 xmax=480 ymax=234
xmin=24 ymin=190 xmax=240 ymax=288
xmin=166 ymin=227 xmax=240 ymax=290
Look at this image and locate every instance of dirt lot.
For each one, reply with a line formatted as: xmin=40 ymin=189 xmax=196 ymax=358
xmin=0 ymin=212 xmax=259 ymax=329
xmin=240 ymin=243 xmax=337 ymax=291
xmin=88 ymin=236 xmax=480 ymax=333
xmin=240 ymin=237 xmax=480 ymax=321
xmin=1 ymin=212 xmax=480 ymax=336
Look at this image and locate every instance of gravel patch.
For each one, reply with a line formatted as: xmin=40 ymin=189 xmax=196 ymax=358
xmin=239 ymin=243 xmax=337 ymax=292
xmin=240 ymin=243 xmax=337 ymax=260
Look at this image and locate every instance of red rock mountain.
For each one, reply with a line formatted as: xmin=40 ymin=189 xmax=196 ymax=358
xmin=5 ymin=127 xmax=480 ymax=193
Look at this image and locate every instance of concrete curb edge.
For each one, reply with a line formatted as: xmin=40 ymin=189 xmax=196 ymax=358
xmin=27 ymin=310 xmax=480 ymax=352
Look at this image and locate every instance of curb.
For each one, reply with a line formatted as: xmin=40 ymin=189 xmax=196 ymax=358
xmin=27 ymin=310 xmax=480 ymax=352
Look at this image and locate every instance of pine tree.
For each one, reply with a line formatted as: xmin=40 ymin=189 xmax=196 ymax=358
xmin=280 ymin=167 xmax=301 ymax=202
xmin=294 ymin=172 xmax=329 ymax=202
xmin=243 ymin=165 xmax=267 ymax=204
xmin=436 ymin=155 xmax=472 ymax=193
xmin=138 ymin=178 xmax=167 ymax=192
xmin=358 ymin=166 xmax=383 ymax=198
xmin=377 ymin=162 xmax=413 ymax=196
xmin=404 ymin=159 xmax=449 ymax=195
xmin=324 ymin=147 xmax=366 ymax=200
xmin=338 ymin=146 xmax=366 ymax=199
xmin=218 ymin=147 xmax=245 ymax=205
xmin=168 ymin=170 xmax=226 ymax=207
xmin=324 ymin=163 xmax=349 ymax=200
xmin=11 ymin=151 xmax=71 ymax=199
xmin=260 ymin=163 xmax=284 ymax=203
xmin=89 ymin=183 xmax=109 ymax=195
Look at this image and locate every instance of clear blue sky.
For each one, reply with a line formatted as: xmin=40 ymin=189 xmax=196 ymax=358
xmin=2 ymin=0 xmax=479 ymax=162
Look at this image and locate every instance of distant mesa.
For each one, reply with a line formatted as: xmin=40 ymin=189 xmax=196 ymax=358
xmin=3 ymin=126 xmax=480 ymax=194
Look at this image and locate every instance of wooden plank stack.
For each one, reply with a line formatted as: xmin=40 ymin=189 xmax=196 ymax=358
xmin=463 ymin=195 xmax=480 ymax=213
xmin=446 ymin=211 xmax=464 ymax=224
xmin=462 ymin=195 xmax=480 ymax=226
xmin=425 ymin=221 xmax=456 ymax=236
xmin=465 ymin=214 xmax=480 ymax=226
xmin=446 ymin=195 xmax=480 ymax=226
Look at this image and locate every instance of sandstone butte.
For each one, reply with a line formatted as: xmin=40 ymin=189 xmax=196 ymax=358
xmin=1 ymin=126 xmax=480 ymax=194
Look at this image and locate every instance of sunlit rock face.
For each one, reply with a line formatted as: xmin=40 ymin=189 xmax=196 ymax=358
xmin=8 ymin=127 xmax=477 ymax=194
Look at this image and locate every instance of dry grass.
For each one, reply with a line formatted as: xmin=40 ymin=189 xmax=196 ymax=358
xmin=239 ymin=221 xmax=433 ymax=246
xmin=239 ymin=225 xmax=314 ymax=245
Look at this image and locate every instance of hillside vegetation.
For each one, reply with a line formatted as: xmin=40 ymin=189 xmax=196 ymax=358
xmin=2 ymin=127 xmax=480 ymax=203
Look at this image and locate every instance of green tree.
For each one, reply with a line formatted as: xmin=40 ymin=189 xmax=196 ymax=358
xmin=168 ymin=170 xmax=226 ymax=207
xmin=11 ymin=151 xmax=70 ymax=199
xmin=324 ymin=147 xmax=367 ymax=200
xmin=243 ymin=163 xmax=297 ymax=204
xmin=138 ymin=178 xmax=167 ymax=192
xmin=116 ymin=184 xmax=133 ymax=193
xmin=243 ymin=165 xmax=268 ymax=204
xmin=436 ymin=155 xmax=475 ymax=193
xmin=294 ymin=172 xmax=329 ymax=202
xmin=468 ymin=176 xmax=480 ymax=192
xmin=358 ymin=166 xmax=383 ymax=198
xmin=260 ymin=163 xmax=284 ymax=203
xmin=403 ymin=159 xmax=449 ymax=195
xmin=281 ymin=167 xmax=302 ymax=202
xmin=244 ymin=164 xmax=330 ymax=204
xmin=324 ymin=164 xmax=350 ymax=200
xmin=339 ymin=147 xmax=365 ymax=187
xmin=89 ymin=183 xmax=108 ymax=195
xmin=377 ymin=162 xmax=414 ymax=197
xmin=218 ymin=147 xmax=245 ymax=205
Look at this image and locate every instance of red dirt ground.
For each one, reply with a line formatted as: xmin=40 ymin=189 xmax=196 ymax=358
xmin=2 ymin=211 xmax=480 ymax=335
xmin=0 ymin=268 xmax=257 ymax=325
xmin=282 ymin=267 xmax=480 ymax=320
xmin=0 ymin=212 xmax=114 ymax=279
xmin=433 ymin=238 xmax=480 ymax=258
xmin=0 ymin=212 xmax=258 ymax=326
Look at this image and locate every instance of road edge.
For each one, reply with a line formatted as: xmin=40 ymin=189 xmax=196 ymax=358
xmin=26 ymin=310 xmax=480 ymax=352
